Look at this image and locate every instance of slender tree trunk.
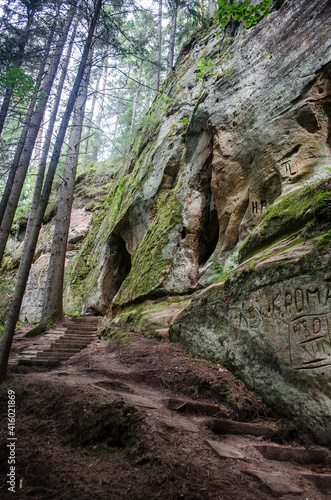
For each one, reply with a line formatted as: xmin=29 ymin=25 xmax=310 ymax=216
xmin=130 ymin=63 xmax=143 ymax=134
xmin=32 ymin=119 xmax=44 ymax=169
xmin=41 ymin=49 xmax=93 ymax=328
xmin=154 ymin=0 xmax=162 ymax=97
xmin=0 ymin=3 xmax=62 ymax=227
xmin=0 ymin=0 xmax=103 ymax=383
xmin=91 ymin=54 xmax=109 ymax=161
xmin=0 ymin=11 xmax=34 ymax=138
xmin=23 ymin=18 xmax=78 ymax=248
xmin=0 ymin=4 xmax=75 ymax=265
xmin=81 ymin=55 xmax=103 ymax=155
xmin=166 ymin=1 xmax=178 ymax=75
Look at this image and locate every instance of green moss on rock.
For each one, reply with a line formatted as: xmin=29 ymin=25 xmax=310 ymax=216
xmin=239 ymin=179 xmax=331 ymax=262
xmin=114 ymin=190 xmax=183 ymax=307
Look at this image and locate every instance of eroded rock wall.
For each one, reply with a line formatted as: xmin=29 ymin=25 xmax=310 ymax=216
xmin=66 ymin=0 xmax=331 ymax=313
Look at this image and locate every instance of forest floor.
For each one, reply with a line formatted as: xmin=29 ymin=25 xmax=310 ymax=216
xmin=0 ymin=323 xmax=330 ymax=500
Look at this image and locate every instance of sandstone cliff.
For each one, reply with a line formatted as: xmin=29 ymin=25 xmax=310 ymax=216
xmin=24 ymin=0 xmax=331 ymax=444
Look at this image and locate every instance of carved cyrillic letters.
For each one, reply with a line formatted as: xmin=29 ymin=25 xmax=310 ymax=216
xmin=229 ymin=282 xmax=331 ymax=371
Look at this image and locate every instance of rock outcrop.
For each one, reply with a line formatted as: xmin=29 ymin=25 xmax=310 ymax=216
xmin=65 ymin=0 xmax=330 ymax=314
xmin=26 ymin=0 xmax=331 ymax=443
xmin=20 ymin=208 xmax=93 ymax=322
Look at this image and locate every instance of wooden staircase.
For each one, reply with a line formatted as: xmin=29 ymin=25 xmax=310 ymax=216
xmin=11 ymin=317 xmax=101 ymax=368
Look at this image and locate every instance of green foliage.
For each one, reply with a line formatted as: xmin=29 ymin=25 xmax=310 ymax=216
xmin=216 ymin=0 xmax=273 ymax=29
xmin=161 ymin=95 xmax=171 ymax=105
xmin=209 ymin=257 xmax=238 ymax=282
xmin=196 ymin=58 xmax=213 ymax=79
xmin=0 ymin=67 xmax=44 ymax=104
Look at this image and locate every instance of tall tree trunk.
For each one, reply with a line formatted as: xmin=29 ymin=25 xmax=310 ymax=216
xmin=23 ymin=18 xmax=78 ymax=249
xmin=0 ymin=0 xmax=103 ymax=383
xmin=154 ymin=0 xmax=162 ymax=97
xmin=32 ymin=119 xmax=44 ymax=169
xmin=81 ymin=55 xmax=103 ymax=156
xmin=166 ymin=0 xmax=178 ymax=74
xmin=91 ymin=54 xmax=109 ymax=161
xmin=41 ymin=49 xmax=93 ymax=328
xmin=0 ymin=3 xmax=75 ymax=265
xmin=130 ymin=63 xmax=143 ymax=134
xmin=0 ymin=3 xmax=62 ymax=227
xmin=0 ymin=10 xmax=34 ymax=138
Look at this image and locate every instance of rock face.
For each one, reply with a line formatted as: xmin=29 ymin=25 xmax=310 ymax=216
xmin=60 ymin=0 xmax=331 ymax=442
xmin=66 ymin=0 xmax=331 ymax=313
xmin=20 ymin=208 xmax=92 ymax=322
xmin=170 ymin=248 xmax=331 ymax=445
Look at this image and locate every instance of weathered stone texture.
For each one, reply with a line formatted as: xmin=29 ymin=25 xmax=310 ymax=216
xmin=64 ymin=0 xmax=331 ymax=313
xmin=170 ymin=251 xmax=331 ymax=445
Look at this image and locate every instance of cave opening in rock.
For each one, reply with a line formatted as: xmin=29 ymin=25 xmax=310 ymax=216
xmin=103 ymin=234 xmax=132 ymax=305
xmin=114 ymin=234 xmax=132 ymax=285
xmin=198 ymin=209 xmax=219 ymax=265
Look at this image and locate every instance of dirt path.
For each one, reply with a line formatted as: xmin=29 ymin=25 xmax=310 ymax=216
xmin=0 ymin=325 xmax=330 ymax=499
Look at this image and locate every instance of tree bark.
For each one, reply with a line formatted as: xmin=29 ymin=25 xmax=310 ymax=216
xmin=154 ymin=0 xmax=163 ymax=97
xmin=92 ymin=53 xmax=109 ymax=160
xmin=32 ymin=119 xmax=44 ymax=170
xmin=130 ymin=63 xmax=143 ymax=134
xmin=0 ymin=3 xmax=75 ymax=265
xmin=81 ymin=53 xmax=103 ymax=156
xmin=166 ymin=0 xmax=178 ymax=74
xmin=0 ymin=0 xmax=103 ymax=383
xmin=41 ymin=48 xmax=93 ymax=328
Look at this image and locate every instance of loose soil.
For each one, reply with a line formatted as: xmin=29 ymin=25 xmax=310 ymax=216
xmin=0 ymin=324 xmax=330 ymax=499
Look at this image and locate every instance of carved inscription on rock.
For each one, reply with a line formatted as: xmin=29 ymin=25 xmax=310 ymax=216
xmin=290 ymin=313 xmax=330 ymax=369
xmin=229 ymin=280 xmax=331 ymax=372
xmin=281 ymin=159 xmax=298 ymax=177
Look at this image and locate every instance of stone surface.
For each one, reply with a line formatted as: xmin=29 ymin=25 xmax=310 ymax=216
xmin=170 ymin=251 xmax=331 ymax=445
xmin=246 ymin=468 xmax=304 ymax=494
xmin=207 ymin=439 xmax=245 ymax=460
xmin=157 ymin=415 xmax=200 ymax=432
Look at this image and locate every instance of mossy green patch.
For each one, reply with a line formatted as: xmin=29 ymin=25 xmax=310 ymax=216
xmin=239 ymin=180 xmax=331 ymax=262
xmin=114 ymin=189 xmax=183 ymax=307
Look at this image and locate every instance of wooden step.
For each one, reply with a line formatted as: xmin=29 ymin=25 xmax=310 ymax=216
xmin=255 ymin=444 xmax=330 ymax=464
